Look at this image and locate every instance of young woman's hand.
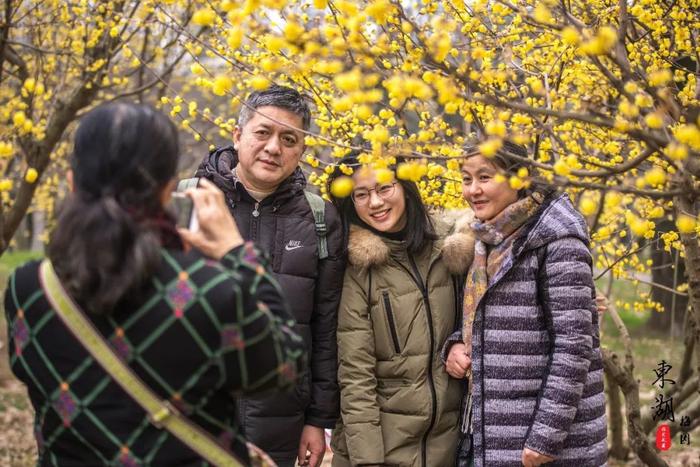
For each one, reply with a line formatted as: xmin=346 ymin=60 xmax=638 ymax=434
xmin=522 ymin=448 xmax=554 ymax=467
xmin=178 ymin=178 xmax=244 ymax=259
xmin=445 ymin=342 xmax=471 ymax=379
xmin=595 ymin=292 xmax=608 ymax=314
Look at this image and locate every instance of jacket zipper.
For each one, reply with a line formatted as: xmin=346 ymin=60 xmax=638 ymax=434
xmin=250 ymin=202 xmax=260 ymax=241
xmin=452 ymin=276 xmax=462 ymax=332
xmin=381 ymin=291 xmax=401 ymax=354
xmin=399 ymin=255 xmax=438 ymax=467
xmin=480 ymin=300 xmax=486 ymax=467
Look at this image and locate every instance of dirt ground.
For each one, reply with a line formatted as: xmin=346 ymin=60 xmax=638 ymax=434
xmin=1 ymin=370 xmax=698 ymax=467
xmin=0 ymin=367 xmax=334 ymax=466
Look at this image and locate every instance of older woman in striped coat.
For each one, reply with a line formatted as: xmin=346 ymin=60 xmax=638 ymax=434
xmin=442 ymin=142 xmax=607 ymax=467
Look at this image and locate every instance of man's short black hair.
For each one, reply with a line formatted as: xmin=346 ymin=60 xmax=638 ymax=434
xmin=238 ymin=85 xmax=311 ymax=131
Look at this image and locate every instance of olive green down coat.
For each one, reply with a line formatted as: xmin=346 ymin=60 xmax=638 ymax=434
xmin=331 ymin=217 xmax=475 ymax=467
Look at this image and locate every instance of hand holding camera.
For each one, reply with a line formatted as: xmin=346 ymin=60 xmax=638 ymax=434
xmin=176 ymin=178 xmax=244 ymax=259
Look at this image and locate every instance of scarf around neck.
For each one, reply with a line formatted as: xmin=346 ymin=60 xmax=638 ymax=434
xmin=462 ymin=192 xmax=544 ymax=360
xmin=458 ymin=192 xmax=543 ymax=433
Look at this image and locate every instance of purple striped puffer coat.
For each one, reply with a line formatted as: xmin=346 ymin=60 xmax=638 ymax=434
xmin=443 ymin=193 xmax=608 ymax=467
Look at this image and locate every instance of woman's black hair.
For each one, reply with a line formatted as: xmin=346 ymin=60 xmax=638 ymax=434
xmin=327 ymin=152 xmax=437 ymax=254
xmin=48 ymin=102 xmax=180 ymax=315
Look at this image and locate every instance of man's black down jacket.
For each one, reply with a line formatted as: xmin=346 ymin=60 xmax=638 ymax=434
xmin=194 ymin=146 xmax=344 ymax=461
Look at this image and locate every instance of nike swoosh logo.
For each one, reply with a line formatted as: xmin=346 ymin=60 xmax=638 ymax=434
xmin=285 ymin=245 xmax=303 ymax=251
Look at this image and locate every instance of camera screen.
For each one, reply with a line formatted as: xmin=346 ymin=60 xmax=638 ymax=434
xmin=169 ymin=194 xmax=194 ymax=229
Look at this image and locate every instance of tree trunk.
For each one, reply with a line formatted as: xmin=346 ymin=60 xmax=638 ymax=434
xmin=676 ymin=194 xmax=700 ymax=396
xmin=647 ymin=219 xmax=688 ymax=335
xmin=603 ymin=349 xmax=669 ymax=467
xmin=29 ymin=209 xmax=45 ymax=251
xmin=602 ymin=304 xmax=669 ymax=467
xmin=679 ymin=310 xmax=696 ymax=385
xmin=605 ymin=370 xmax=629 ymax=459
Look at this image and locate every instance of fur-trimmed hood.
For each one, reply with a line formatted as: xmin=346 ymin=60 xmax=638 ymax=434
xmin=441 ymin=210 xmax=476 ymax=276
xmin=346 ymin=211 xmax=476 ymax=275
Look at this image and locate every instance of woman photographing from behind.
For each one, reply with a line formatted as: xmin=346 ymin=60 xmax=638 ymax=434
xmin=4 ymin=103 xmax=305 ymax=466
xmin=327 ymin=155 xmax=475 ymax=467
xmin=443 ymin=141 xmax=607 ymax=467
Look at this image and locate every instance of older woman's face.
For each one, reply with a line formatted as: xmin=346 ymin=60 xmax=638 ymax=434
xmin=351 ymin=169 xmax=407 ymax=233
xmin=461 ymin=155 xmax=519 ymax=221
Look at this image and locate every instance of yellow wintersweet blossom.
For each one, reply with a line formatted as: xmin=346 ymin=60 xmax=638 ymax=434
xmin=396 ymin=162 xmax=427 ymax=182
xmin=648 ymin=69 xmax=673 ymax=87
xmin=375 ymin=167 xmax=394 ymax=184
xmin=305 ymin=155 xmax=320 ymax=168
xmin=330 ymin=176 xmax=354 ymax=198
xmin=227 ymin=28 xmax=243 ymax=49
xmin=212 ymin=76 xmax=233 ymax=96
xmin=533 ymin=4 xmax=553 ymax=24
xmin=644 ymin=167 xmax=666 ymax=186
xmin=561 ymin=27 xmax=580 ymax=46
xmin=363 ymin=125 xmax=390 ymax=146
xmin=190 ymin=63 xmax=205 ymax=75
xmin=485 ymin=119 xmax=506 ymax=137
xmin=579 ymin=196 xmax=598 ymax=216
xmin=553 ymin=159 xmax=571 ymax=176
xmin=665 ymin=143 xmax=688 ymax=161
xmin=509 ymin=176 xmax=524 ymax=190
xmin=580 ymin=26 xmax=617 ymax=55
xmin=478 ymin=138 xmax=502 ymax=158
xmin=334 ymin=69 xmax=362 ymax=93
xmin=192 ymin=8 xmax=216 ymax=27
xmin=644 ymin=112 xmax=664 ymax=129
xmin=674 ymin=124 xmax=700 ymax=150
xmin=0 ymin=142 xmax=13 ymax=158
xmin=25 ymin=168 xmax=39 ymax=183
xmin=677 ymin=215 xmax=696 ymax=234
xmin=365 ymin=0 xmax=395 ymax=25
xmin=250 ymin=76 xmax=270 ymax=90
xmin=13 ymin=111 xmax=27 ymax=127
xmin=23 ymin=78 xmax=45 ymax=95
xmin=627 ymin=212 xmax=653 ymax=237
xmin=284 ymin=20 xmax=304 ymax=42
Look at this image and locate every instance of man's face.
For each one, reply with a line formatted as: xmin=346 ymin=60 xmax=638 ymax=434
xmin=233 ymin=106 xmax=305 ymax=192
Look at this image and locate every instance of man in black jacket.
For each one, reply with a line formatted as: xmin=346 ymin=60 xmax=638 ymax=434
xmin=193 ymin=85 xmax=344 ymax=467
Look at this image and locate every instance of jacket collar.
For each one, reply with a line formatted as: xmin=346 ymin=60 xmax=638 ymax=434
xmin=347 ymin=214 xmax=475 ymax=275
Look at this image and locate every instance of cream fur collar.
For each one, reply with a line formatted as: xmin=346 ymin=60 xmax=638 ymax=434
xmin=346 ymin=211 xmax=475 ymax=275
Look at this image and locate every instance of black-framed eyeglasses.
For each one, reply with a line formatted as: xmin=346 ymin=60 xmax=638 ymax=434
xmin=351 ymin=182 xmax=397 ymax=205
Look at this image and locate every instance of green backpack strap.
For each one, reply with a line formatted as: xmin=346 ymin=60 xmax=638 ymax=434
xmin=303 ymin=190 xmax=328 ymax=260
xmin=176 ymin=177 xmax=200 ymax=192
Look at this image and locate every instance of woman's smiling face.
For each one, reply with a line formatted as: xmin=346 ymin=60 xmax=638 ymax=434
xmin=351 ymin=169 xmax=407 ymax=233
xmin=461 ymin=155 xmax=519 ymax=221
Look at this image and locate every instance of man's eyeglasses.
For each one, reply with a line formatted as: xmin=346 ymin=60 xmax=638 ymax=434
xmin=351 ymin=182 xmax=397 ymax=205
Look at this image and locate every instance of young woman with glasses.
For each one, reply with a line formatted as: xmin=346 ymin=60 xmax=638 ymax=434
xmin=326 ymin=154 xmax=476 ymax=467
